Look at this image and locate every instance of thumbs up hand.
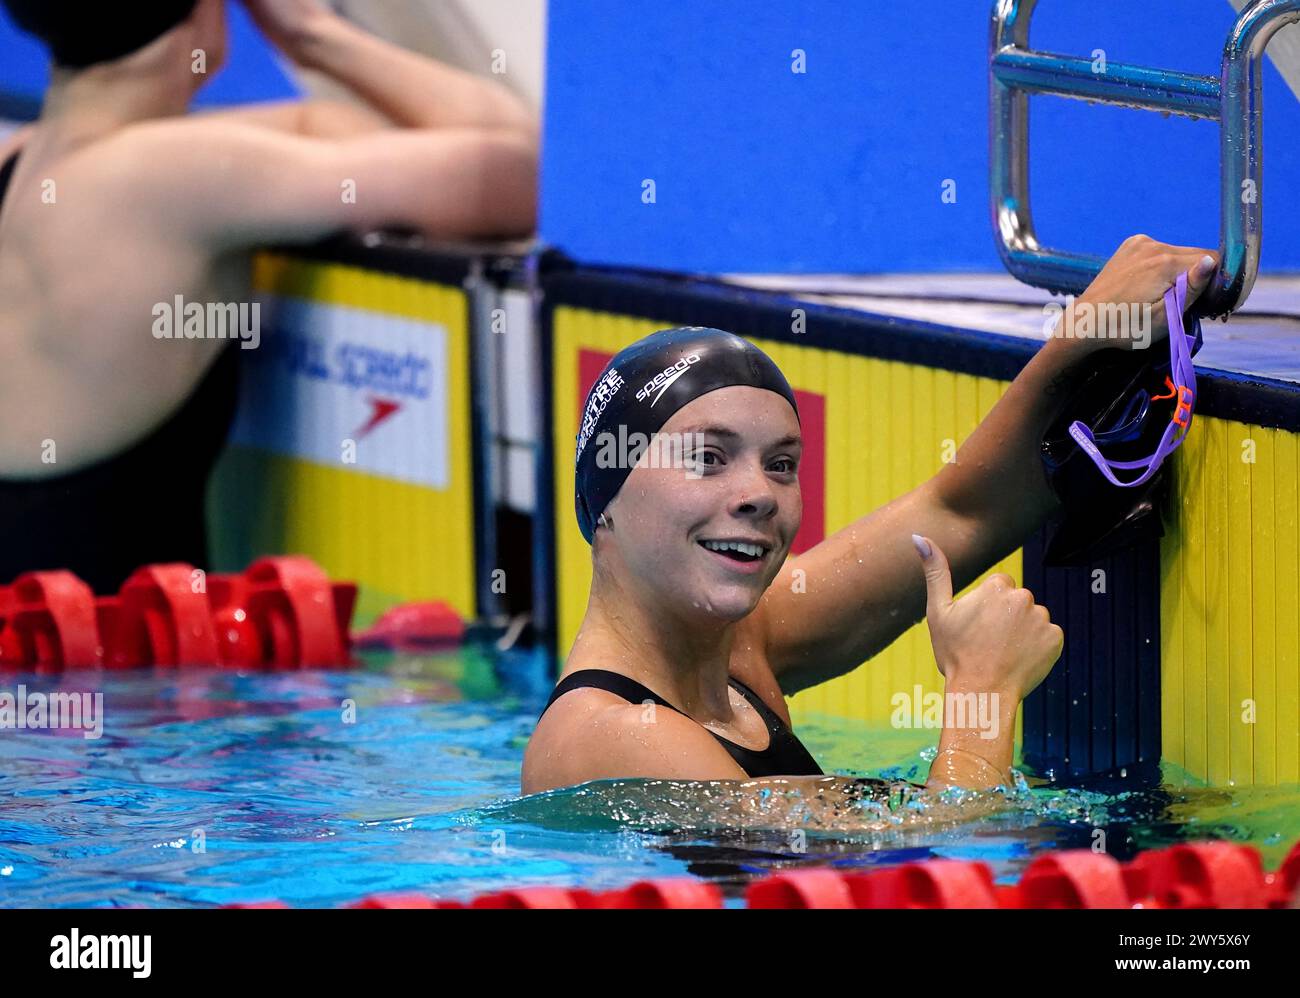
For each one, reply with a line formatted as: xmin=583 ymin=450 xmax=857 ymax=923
xmin=911 ymin=533 xmax=1063 ymax=701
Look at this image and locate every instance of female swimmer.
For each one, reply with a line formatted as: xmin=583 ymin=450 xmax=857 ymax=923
xmin=523 ymin=240 xmax=1219 ymax=794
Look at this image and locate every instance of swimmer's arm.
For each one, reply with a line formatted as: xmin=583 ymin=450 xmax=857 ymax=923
xmin=758 ymin=238 xmax=1219 ymax=691
xmin=924 ymin=682 xmax=1020 ymax=790
xmin=193 ymin=99 xmax=394 ymax=140
xmin=128 ymin=121 xmax=536 ymax=245
xmin=253 ymin=4 xmax=536 ymax=137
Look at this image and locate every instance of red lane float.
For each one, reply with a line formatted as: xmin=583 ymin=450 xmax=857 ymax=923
xmin=353 ymin=601 xmax=465 ymax=651
xmin=109 ymin=565 xmax=220 ymax=668
xmin=747 ymin=868 xmax=856 ymax=909
xmin=0 ymin=572 xmax=100 ymax=670
xmin=244 ymin=557 xmax=355 ymax=668
xmin=0 ymin=556 xmax=370 ymax=671
xmin=330 ymin=879 xmax=723 ymax=912
xmin=747 ymin=861 xmax=1000 ymax=910
xmin=223 ymin=837 xmax=1300 ymax=911
xmin=849 ymin=859 xmax=1000 ymax=909
xmin=1275 ymin=838 xmax=1300 ymax=902
xmin=1010 ymin=851 xmax=1130 ymax=909
xmin=1124 ymin=841 xmax=1272 ymax=909
xmin=608 ymin=878 xmax=723 ymax=909
xmin=470 ymin=887 xmax=590 ymax=909
xmin=346 ymin=893 xmax=458 ymax=910
xmin=222 ymin=901 xmax=291 ymax=909
xmin=208 ymin=573 xmax=263 ymax=669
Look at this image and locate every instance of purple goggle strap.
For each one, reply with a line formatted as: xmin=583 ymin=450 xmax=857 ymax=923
xmin=1066 ymin=272 xmax=1198 ymax=488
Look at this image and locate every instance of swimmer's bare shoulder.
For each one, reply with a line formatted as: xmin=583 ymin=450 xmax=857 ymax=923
xmin=521 ymin=687 xmax=748 ymax=795
xmin=91 ymin=115 xmax=535 ymax=249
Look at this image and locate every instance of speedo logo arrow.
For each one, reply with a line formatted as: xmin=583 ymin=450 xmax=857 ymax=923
xmin=636 ymin=353 xmax=701 ymax=406
xmin=356 ymin=396 xmax=402 ymax=439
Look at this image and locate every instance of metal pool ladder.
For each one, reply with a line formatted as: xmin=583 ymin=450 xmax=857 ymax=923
xmin=990 ymin=0 xmax=1300 ymax=314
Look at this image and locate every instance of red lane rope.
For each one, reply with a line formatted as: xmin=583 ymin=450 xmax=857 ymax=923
xmin=229 ymin=838 xmax=1300 ymax=910
xmin=0 ymin=556 xmax=463 ymax=670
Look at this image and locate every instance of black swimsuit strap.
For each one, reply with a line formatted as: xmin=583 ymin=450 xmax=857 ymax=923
xmin=0 ymin=148 xmax=17 ymax=194
xmin=722 ymin=674 xmax=824 ymax=777
xmin=543 ymin=669 xmax=676 ymax=715
xmin=726 ymin=675 xmax=786 ymax=730
xmin=541 ymin=668 xmax=823 ymax=778
xmin=0 ymin=149 xmax=20 ymax=211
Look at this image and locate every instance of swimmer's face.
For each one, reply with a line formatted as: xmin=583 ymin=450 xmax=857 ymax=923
xmin=602 ymin=386 xmax=802 ymax=622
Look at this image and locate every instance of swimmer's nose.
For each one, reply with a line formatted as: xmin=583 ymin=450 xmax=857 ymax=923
xmin=731 ymin=460 xmax=778 ymax=519
xmin=734 ymin=495 xmax=776 ymax=518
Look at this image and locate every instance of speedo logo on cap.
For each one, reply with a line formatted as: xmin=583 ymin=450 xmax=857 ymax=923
xmin=636 ymin=353 xmax=701 ymax=407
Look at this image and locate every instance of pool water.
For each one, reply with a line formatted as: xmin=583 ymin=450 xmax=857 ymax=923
xmin=1 ymin=648 xmax=1296 ymax=908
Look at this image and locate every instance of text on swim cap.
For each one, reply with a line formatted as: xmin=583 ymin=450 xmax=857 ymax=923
xmin=636 ymin=354 xmax=701 ymax=407
xmin=575 ymin=367 xmax=625 ymax=464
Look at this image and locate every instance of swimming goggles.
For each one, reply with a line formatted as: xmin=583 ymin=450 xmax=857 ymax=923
xmin=1064 ymin=272 xmax=1202 ymax=488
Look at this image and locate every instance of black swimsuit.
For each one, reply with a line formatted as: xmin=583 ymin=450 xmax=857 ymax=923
xmin=541 ymin=669 xmax=824 ymax=777
xmin=0 ymin=149 xmax=240 ymax=593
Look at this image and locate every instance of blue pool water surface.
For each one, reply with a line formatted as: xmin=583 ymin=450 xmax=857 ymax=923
xmin=1 ymin=647 xmax=1296 ymax=908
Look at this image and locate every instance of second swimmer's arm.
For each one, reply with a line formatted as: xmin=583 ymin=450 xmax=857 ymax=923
xmin=240 ymin=0 xmax=537 ymax=136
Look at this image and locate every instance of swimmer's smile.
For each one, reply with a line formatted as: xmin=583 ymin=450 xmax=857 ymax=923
xmin=698 ymin=537 xmax=773 ymax=574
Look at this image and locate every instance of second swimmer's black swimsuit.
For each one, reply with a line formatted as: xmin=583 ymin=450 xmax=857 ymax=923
xmin=541 ymin=669 xmax=824 ymax=778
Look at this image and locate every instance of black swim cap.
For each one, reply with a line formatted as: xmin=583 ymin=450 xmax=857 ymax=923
xmin=574 ymin=327 xmax=799 ymax=544
xmin=3 ymin=0 xmax=201 ymax=68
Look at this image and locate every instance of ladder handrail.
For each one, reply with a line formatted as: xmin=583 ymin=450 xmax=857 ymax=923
xmin=989 ymin=0 xmax=1300 ymax=315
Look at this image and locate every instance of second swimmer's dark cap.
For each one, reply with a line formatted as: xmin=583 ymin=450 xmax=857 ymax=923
xmin=574 ymin=327 xmax=799 ymax=544
xmin=3 ymin=0 xmax=200 ymax=69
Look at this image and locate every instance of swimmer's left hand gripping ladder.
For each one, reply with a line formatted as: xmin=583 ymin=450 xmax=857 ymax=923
xmin=990 ymin=0 xmax=1300 ymax=315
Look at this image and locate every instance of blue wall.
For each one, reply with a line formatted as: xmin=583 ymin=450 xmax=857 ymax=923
xmin=542 ymin=0 xmax=1300 ymax=273
xmin=0 ymin=2 xmax=299 ymax=119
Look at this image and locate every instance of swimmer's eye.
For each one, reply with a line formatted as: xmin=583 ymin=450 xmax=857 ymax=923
xmin=683 ymin=448 xmax=797 ymax=475
xmin=684 ymin=447 xmax=725 ymax=470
